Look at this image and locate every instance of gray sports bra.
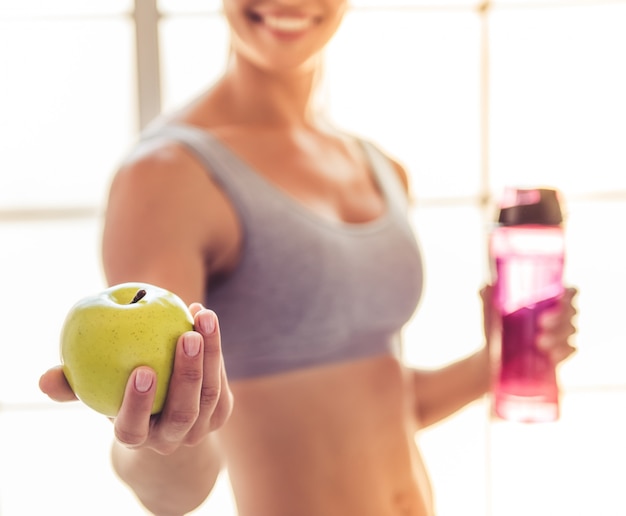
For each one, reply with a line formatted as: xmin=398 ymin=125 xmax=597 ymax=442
xmin=139 ymin=124 xmax=423 ymax=380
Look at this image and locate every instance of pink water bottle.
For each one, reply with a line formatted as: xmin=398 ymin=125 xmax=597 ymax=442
xmin=489 ymin=187 xmax=565 ymax=423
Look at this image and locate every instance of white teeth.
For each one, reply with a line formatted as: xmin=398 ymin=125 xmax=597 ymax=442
xmin=263 ymin=15 xmax=312 ymax=32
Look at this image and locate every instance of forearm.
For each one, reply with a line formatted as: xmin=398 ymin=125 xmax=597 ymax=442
xmin=411 ymin=346 xmax=491 ymax=428
xmin=111 ymin=434 xmax=223 ymax=516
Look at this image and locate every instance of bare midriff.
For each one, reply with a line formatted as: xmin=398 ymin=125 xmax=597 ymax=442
xmin=218 ymin=355 xmax=433 ymax=516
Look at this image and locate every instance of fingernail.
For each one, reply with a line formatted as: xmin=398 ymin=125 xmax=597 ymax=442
xmin=183 ymin=333 xmax=201 ymax=357
xmin=197 ymin=310 xmax=216 ymax=335
xmin=134 ymin=369 xmax=153 ymax=393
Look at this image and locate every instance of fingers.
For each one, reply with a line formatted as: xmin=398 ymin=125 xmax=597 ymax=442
xmin=39 ymin=366 xmax=78 ymax=402
xmin=538 ymin=288 xmax=578 ymax=336
xmin=113 ymin=329 xmax=206 ymax=453
xmin=158 ymin=331 xmax=206 ymax=444
xmin=537 ymin=287 xmax=578 ymax=363
xmin=114 ymin=367 xmax=157 ymax=448
xmin=189 ymin=302 xmax=205 ymax=318
xmin=113 ymin=307 xmax=232 ymax=454
xmin=155 ymin=308 xmax=230 ymax=449
xmin=189 ymin=308 xmax=232 ymax=435
xmin=481 ymin=284 xmax=579 ymax=366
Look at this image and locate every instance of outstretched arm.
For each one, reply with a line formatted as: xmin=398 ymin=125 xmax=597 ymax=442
xmin=101 ymin=146 xmax=238 ymax=514
xmin=42 ymin=142 xmax=240 ymax=515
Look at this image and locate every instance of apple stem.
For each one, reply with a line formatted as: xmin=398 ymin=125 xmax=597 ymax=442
xmin=130 ymin=289 xmax=147 ymax=304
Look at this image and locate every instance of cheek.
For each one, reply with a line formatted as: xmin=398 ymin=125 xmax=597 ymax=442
xmin=222 ymin=1 xmax=251 ymax=38
xmin=324 ymin=1 xmax=348 ymax=38
xmin=222 ymin=8 xmax=259 ymax=59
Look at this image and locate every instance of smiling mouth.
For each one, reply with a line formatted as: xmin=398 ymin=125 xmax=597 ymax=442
xmin=248 ymin=11 xmax=317 ymax=33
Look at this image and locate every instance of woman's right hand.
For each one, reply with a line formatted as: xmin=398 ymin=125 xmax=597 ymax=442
xmin=113 ymin=304 xmax=233 ymax=454
xmin=40 ymin=304 xmax=233 ymax=455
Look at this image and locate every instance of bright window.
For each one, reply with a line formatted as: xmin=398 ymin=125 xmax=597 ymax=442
xmin=1 ymin=2 xmax=625 ymax=515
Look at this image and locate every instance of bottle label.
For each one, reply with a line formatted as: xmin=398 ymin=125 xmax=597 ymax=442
xmin=496 ymin=255 xmax=564 ymax=314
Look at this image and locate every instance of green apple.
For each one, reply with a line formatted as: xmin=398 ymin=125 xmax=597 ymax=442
xmin=60 ymin=282 xmax=194 ymax=417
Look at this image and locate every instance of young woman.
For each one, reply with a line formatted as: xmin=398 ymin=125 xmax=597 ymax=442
xmin=40 ymin=1 xmax=577 ymax=514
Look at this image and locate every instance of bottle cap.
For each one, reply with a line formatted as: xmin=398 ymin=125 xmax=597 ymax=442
xmin=497 ymin=187 xmax=563 ymax=226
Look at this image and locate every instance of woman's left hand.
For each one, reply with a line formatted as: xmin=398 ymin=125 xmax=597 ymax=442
xmin=536 ymin=287 xmax=578 ymax=364
xmin=481 ymin=285 xmax=578 ymax=365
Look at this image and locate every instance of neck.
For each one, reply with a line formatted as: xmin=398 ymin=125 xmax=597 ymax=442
xmin=218 ymin=53 xmax=324 ymax=128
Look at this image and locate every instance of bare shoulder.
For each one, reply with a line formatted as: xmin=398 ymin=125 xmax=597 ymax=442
xmin=102 ymin=141 xmax=241 ymax=302
xmin=108 ymin=141 xmax=210 ymax=210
